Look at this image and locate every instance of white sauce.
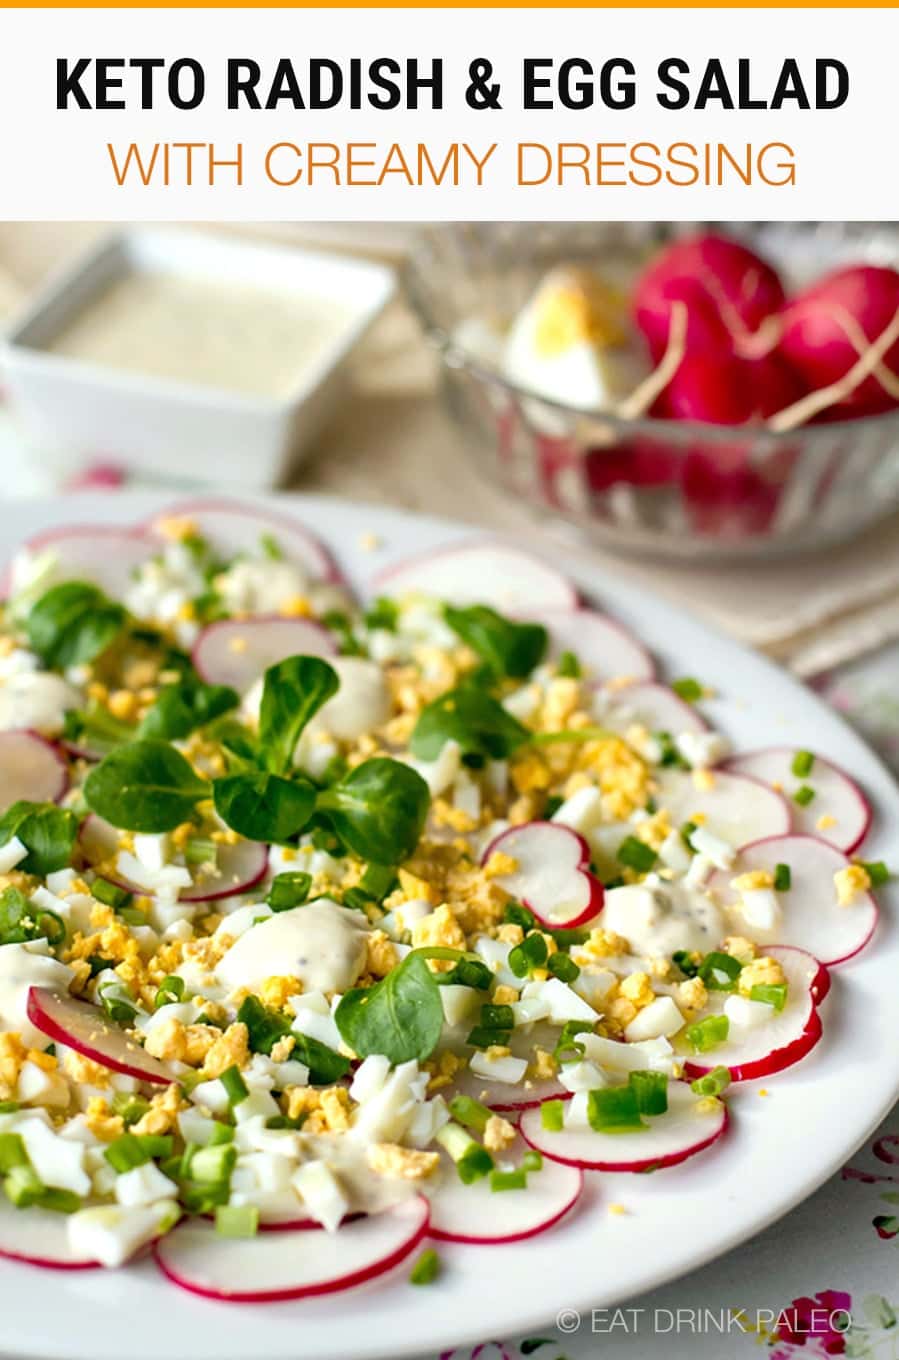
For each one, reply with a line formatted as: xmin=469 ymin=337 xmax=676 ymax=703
xmin=0 ymin=943 xmax=75 ymax=1046
xmin=215 ymin=559 xmax=309 ymax=618
xmin=43 ymin=270 xmax=353 ymax=400
xmin=602 ymin=878 xmax=726 ymax=959
xmin=215 ymin=898 xmax=369 ymax=995
xmin=0 ymin=671 xmax=82 ymax=737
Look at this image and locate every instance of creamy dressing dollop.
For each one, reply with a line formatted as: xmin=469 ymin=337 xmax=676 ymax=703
xmin=0 ymin=943 xmax=75 ymax=1046
xmin=602 ymin=877 xmax=726 ymax=958
xmin=215 ymin=898 xmax=369 ymax=995
xmin=243 ymin=656 xmax=390 ymax=748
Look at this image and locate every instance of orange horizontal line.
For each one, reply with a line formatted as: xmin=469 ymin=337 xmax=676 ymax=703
xmin=4 ymin=2 xmax=898 ymax=7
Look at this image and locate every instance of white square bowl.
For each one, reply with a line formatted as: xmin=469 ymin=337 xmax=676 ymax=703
xmin=1 ymin=228 xmax=395 ymax=488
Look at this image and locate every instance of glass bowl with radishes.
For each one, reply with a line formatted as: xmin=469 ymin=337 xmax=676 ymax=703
xmin=405 ymin=222 xmax=899 ymax=560
xmin=0 ymin=500 xmax=885 ymax=1299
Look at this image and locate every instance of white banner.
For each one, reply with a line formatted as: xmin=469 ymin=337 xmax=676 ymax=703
xmin=0 ymin=6 xmax=895 ymax=220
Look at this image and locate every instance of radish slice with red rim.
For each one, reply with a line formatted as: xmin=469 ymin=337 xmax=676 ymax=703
xmin=370 ymin=541 xmax=578 ymax=613
xmin=525 ymin=607 xmax=655 ymax=685
xmin=683 ymin=945 xmax=827 ymax=1083
xmin=0 ymin=730 xmax=68 ymax=809
xmin=154 ymin=1198 xmax=429 ymax=1302
xmin=519 ymin=1081 xmax=728 ymax=1172
xmin=448 ymin=1067 xmax=572 ymax=1114
xmin=480 ymin=821 xmax=604 ymax=929
xmin=603 ymin=682 xmax=708 ymax=738
xmin=26 ymin=987 xmax=174 ymax=1085
xmin=723 ymin=748 xmax=872 ymax=854
xmin=147 ymin=498 xmax=341 ymax=583
xmin=655 ymin=769 xmax=791 ymax=847
xmin=192 ymin=616 xmax=337 ymax=693
xmin=0 ymin=1194 xmax=99 ymax=1271
xmin=427 ymin=1139 xmax=582 ymax=1244
xmin=80 ymin=814 xmax=268 ymax=903
xmin=9 ymin=527 xmax=155 ymax=603
xmin=709 ymin=834 xmax=877 ymax=966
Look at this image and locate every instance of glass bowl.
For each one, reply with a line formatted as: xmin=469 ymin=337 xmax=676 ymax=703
xmin=403 ymin=222 xmax=899 ymax=561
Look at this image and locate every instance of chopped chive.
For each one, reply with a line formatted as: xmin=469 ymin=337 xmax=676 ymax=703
xmin=793 ymin=785 xmax=816 ymax=807
xmin=556 ymin=650 xmax=582 ymax=679
xmin=266 ymin=871 xmax=312 ymax=912
xmin=698 ymin=951 xmax=741 ymax=991
xmin=541 ymin=1099 xmax=565 ymax=1132
xmin=504 ymin=902 xmax=536 ymax=932
xmin=553 ymin=1020 xmax=593 ymax=1064
xmin=154 ymin=975 xmax=185 ymax=1010
xmin=219 ymin=1065 xmax=248 ymax=1107
xmin=508 ymin=932 xmax=548 ymax=978
xmin=685 ymin=1014 xmax=730 ymax=1053
xmin=215 ymin=1204 xmax=259 ymax=1238
xmin=0 ymin=1132 xmax=29 ymax=1173
xmin=0 ymin=1101 xmax=20 ymax=1115
xmin=359 ymin=863 xmax=398 ymax=904
xmin=92 ymin=877 xmax=132 ymax=910
xmin=774 ymin=863 xmax=792 ymax=891
xmin=490 ymin=1168 xmax=527 ymax=1192
xmin=616 ymin=836 xmax=657 ymax=874
xmin=791 ymin=750 xmax=815 ymax=778
xmin=209 ymin=1121 xmax=235 ymax=1145
xmin=409 ymin=1247 xmax=440 ymax=1285
xmin=750 ymin=983 xmax=788 ymax=1012
xmin=628 ymin=1070 xmax=668 ymax=1116
xmin=190 ymin=1143 xmax=237 ymax=1185
xmin=4 ymin=1163 xmax=45 ymax=1207
xmin=543 ymin=795 xmax=564 ymax=819
xmin=184 ymin=836 xmax=217 ymax=867
xmin=672 ymin=949 xmax=700 ymax=978
xmin=520 ymin=1149 xmax=543 ymax=1173
xmin=680 ymin=819 xmax=698 ymax=850
xmin=448 ymin=1095 xmax=491 ymax=1134
xmin=104 ymin=1133 xmax=150 ymax=1173
xmin=259 ymin=532 xmax=283 ymax=561
xmin=34 ymin=1187 xmax=81 ymax=1214
xmin=859 ymin=860 xmax=891 ymax=887
xmin=588 ymin=1087 xmax=647 ymax=1134
xmin=435 ymin=1122 xmax=493 ymax=1184
xmin=548 ymin=952 xmax=580 ymax=983
xmin=364 ymin=596 xmax=399 ymax=633
xmin=690 ymin=1066 xmax=731 ymax=1097
xmin=110 ymin=1092 xmax=150 ymax=1126
xmin=137 ymin=1134 xmax=173 ymax=1160
xmin=671 ymin=677 xmax=704 ymax=703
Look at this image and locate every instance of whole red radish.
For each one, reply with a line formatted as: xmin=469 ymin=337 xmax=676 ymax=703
xmin=778 ymin=265 xmax=899 ymax=418
xmin=634 ymin=233 xmax=786 ymax=364
xmin=657 ymin=351 xmax=806 ymax=425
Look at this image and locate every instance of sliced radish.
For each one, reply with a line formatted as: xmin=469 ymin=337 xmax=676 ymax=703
xmin=26 ymin=987 xmax=173 ymax=1085
xmin=519 ymin=1080 xmax=728 ymax=1172
xmin=449 ymin=1068 xmax=572 ymax=1113
xmin=154 ymin=1198 xmax=429 ymax=1303
xmin=480 ymin=822 xmax=603 ymax=929
xmin=147 ymin=498 xmax=339 ymax=582
xmin=0 ymin=730 xmax=68 ymax=808
xmin=370 ymin=541 xmax=578 ymax=613
xmin=683 ymin=945 xmax=827 ymax=1083
xmin=80 ymin=814 xmax=268 ymax=902
xmin=525 ymin=607 xmax=655 ymax=685
xmin=192 ymin=616 xmax=337 ymax=693
xmin=655 ymin=769 xmax=791 ymax=847
xmin=604 ymin=683 xmax=708 ymax=738
xmin=709 ymin=834 xmax=877 ymax=966
xmin=724 ymin=749 xmax=871 ymax=854
xmin=0 ymin=1194 xmax=99 ymax=1271
xmin=427 ymin=1139 xmax=582 ymax=1244
xmin=15 ymin=526 xmax=155 ymax=602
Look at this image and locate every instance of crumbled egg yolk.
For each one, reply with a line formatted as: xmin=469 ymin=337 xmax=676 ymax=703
xmin=367 ymin=1143 xmax=439 ymax=1179
xmin=532 ymin=270 xmax=628 ymax=357
xmin=738 ymin=956 xmax=786 ymax=996
xmin=834 ymin=864 xmax=871 ymax=906
xmin=730 ymin=870 xmax=775 ymax=892
xmin=721 ymin=936 xmax=757 ymax=964
xmin=483 ymin=1114 xmax=517 ymax=1152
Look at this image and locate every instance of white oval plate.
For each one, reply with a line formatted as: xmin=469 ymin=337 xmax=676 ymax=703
xmin=2 ymin=492 xmax=898 ymax=1360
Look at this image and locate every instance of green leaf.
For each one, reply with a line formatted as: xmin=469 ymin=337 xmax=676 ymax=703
xmin=411 ymin=684 xmax=530 ymax=762
xmin=291 ymin=1033 xmax=351 ymax=1086
xmin=335 ymin=950 xmax=443 ymax=1065
xmin=237 ymin=995 xmax=293 ymax=1055
xmin=84 ymin=739 xmax=207 ymax=832
xmin=62 ymin=704 xmax=135 ymax=756
xmin=26 ymin=581 xmax=126 ymax=669
xmin=205 ymin=717 xmax=259 ymax=766
xmin=0 ymin=885 xmax=65 ymax=947
xmin=0 ymin=801 xmax=79 ymax=876
xmin=213 ymin=770 xmax=315 ymax=845
xmin=259 ymin=656 xmax=339 ymax=775
xmin=443 ymin=604 xmax=547 ymax=679
xmin=139 ymin=679 xmax=238 ymax=741
xmin=316 ymin=757 xmax=429 ymax=864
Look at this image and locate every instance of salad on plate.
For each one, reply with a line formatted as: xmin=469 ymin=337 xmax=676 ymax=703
xmin=0 ymin=498 xmax=883 ymax=1301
